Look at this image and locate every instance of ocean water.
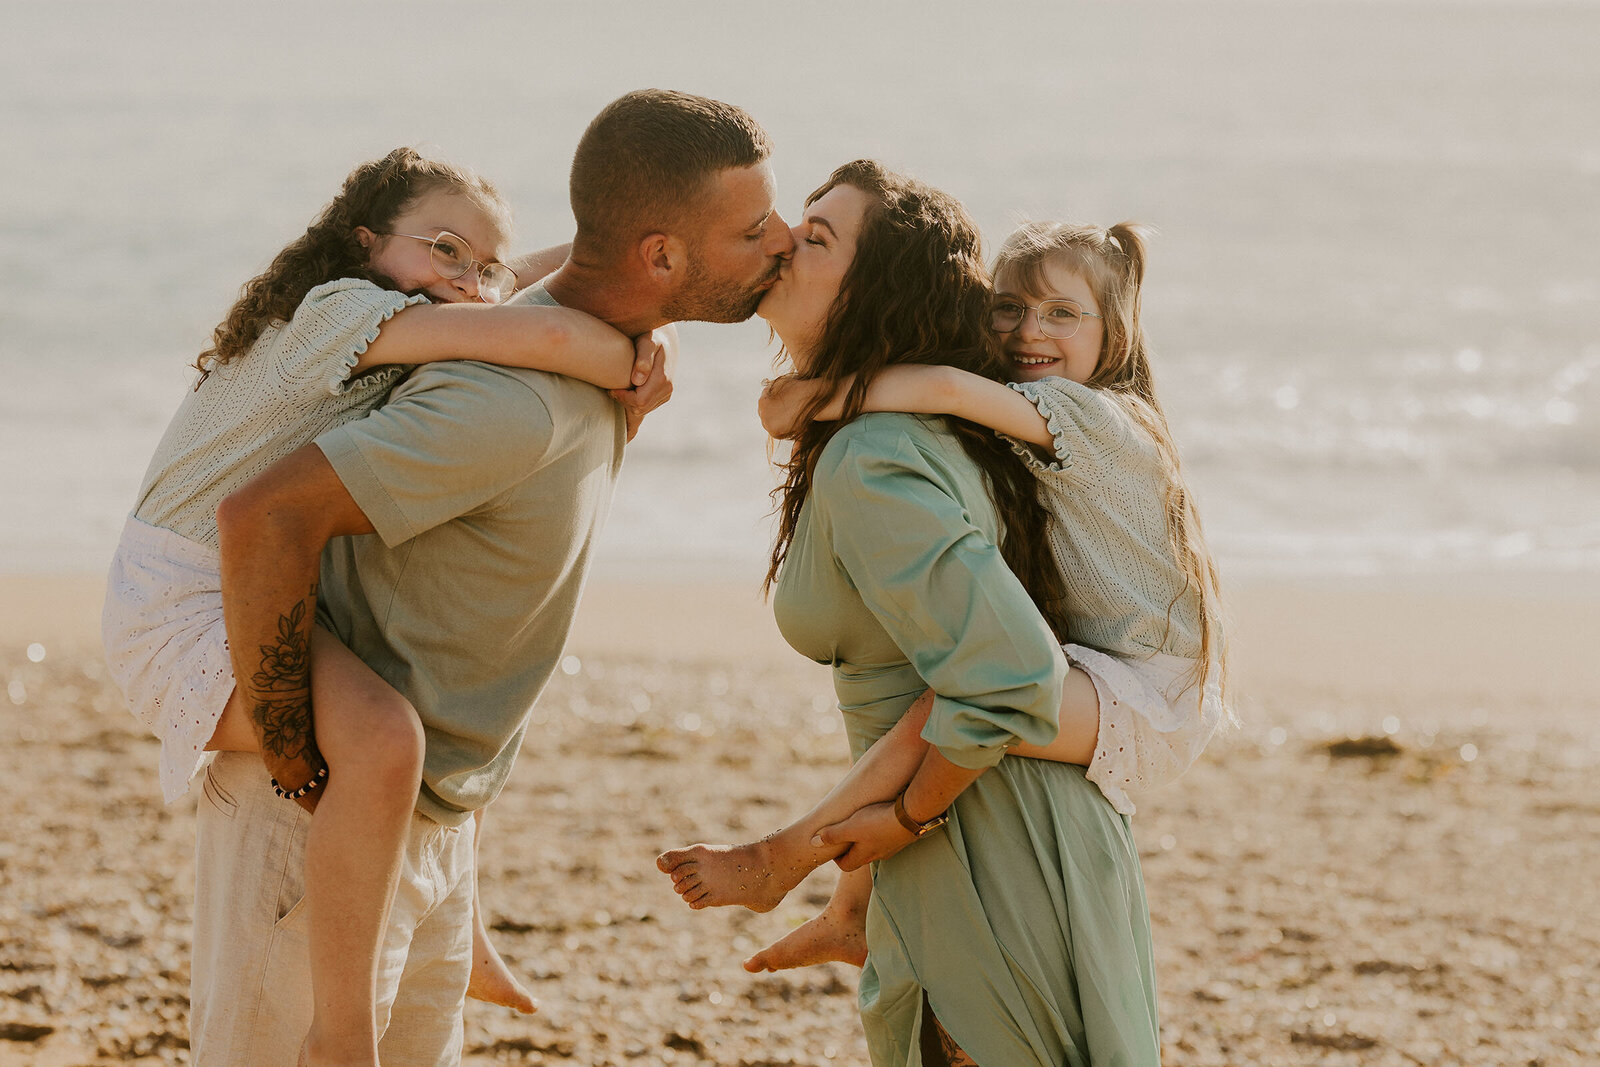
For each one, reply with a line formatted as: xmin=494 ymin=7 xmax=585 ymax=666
xmin=2 ymin=1 xmax=1596 ymax=581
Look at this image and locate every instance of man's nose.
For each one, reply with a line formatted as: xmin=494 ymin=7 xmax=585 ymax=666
xmin=766 ymin=212 xmax=795 ymax=257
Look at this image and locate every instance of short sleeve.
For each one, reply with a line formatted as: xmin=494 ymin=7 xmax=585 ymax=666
xmin=1004 ymin=377 xmax=1135 ymax=474
xmin=315 ymin=362 xmax=557 ymax=547
xmin=277 ymin=279 xmax=429 ymax=397
xmin=813 ymin=421 xmax=1066 ymax=769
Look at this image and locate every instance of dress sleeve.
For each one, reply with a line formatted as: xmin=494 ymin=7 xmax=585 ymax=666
xmin=813 ymin=420 xmax=1067 ymax=769
xmin=276 ymin=279 xmax=429 ymax=396
xmin=1004 ymin=377 xmax=1139 ymax=475
xmin=314 ymin=362 xmax=558 ymax=547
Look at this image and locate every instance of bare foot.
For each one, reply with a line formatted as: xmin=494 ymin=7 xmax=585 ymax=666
xmin=743 ymin=904 xmax=868 ymax=972
xmin=656 ymin=837 xmax=805 ymax=913
xmin=467 ymin=912 xmax=537 ymax=1014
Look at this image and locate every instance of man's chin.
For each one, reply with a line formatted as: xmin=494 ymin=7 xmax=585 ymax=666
xmin=669 ymin=291 xmax=767 ymax=325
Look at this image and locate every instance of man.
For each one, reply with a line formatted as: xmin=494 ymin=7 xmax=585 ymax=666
xmin=196 ymin=89 xmax=792 ymax=1063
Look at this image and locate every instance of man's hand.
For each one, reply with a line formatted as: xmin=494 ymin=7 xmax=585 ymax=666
xmin=813 ymin=802 xmax=917 ymax=871
xmin=610 ymin=324 xmax=678 ymax=442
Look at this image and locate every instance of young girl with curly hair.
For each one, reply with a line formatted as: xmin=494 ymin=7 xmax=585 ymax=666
xmin=103 ymin=147 xmax=651 ymax=1064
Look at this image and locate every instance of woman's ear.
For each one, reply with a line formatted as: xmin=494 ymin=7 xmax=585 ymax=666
xmin=354 ymin=226 xmax=375 ymax=250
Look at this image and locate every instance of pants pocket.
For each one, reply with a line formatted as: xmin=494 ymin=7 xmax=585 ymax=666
xmin=201 ymin=766 xmax=238 ymax=819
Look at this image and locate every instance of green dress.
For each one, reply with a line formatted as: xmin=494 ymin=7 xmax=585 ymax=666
xmin=774 ymin=414 xmax=1161 ymax=1067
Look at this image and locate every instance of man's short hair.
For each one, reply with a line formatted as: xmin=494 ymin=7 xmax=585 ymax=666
xmin=570 ymin=89 xmax=772 ymax=257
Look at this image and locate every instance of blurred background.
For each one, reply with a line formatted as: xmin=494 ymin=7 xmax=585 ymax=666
xmin=2 ymin=0 xmax=1596 ymax=585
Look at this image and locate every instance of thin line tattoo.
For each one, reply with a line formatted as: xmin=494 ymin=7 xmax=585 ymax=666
xmin=249 ymin=587 xmax=321 ymax=768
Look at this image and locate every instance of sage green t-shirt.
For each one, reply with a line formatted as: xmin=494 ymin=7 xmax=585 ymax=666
xmin=313 ymin=285 xmax=625 ymax=826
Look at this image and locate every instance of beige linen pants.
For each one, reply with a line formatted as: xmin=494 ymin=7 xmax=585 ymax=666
xmin=190 ymin=751 xmax=474 ymax=1065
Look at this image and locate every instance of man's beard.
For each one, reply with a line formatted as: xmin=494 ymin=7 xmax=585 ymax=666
xmin=662 ymin=257 xmax=774 ymax=324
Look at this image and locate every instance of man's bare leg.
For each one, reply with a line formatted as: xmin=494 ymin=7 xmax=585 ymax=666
xmin=465 ymin=806 xmax=537 ymax=1014
xmin=743 ymin=865 xmax=870 ymax=971
xmin=657 ymin=691 xmax=937 ymax=912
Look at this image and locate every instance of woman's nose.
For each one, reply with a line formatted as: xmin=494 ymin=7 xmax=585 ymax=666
xmin=452 ymin=269 xmax=482 ymax=301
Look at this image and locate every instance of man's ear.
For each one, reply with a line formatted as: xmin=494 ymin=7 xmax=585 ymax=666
xmin=637 ymin=233 xmax=688 ymax=282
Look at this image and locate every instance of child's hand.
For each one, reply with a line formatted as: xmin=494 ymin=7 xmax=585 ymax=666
xmin=611 ymin=325 xmax=679 ymax=441
xmin=758 ymin=374 xmax=820 ymax=439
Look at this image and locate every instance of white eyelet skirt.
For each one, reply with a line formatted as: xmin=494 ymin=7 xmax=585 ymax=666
xmin=101 ymin=514 xmax=235 ymax=803
xmin=1067 ymin=642 xmax=1226 ymax=816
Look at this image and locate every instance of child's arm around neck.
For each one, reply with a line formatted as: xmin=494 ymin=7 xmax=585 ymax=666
xmin=760 ymin=364 xmax=1055 ymax=447
xmin=352 ymin=300 xmax=637 ymax=391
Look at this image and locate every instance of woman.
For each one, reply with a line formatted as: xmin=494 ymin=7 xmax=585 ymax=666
xmin=758 ymin=161 xmax=1161 ymax=1065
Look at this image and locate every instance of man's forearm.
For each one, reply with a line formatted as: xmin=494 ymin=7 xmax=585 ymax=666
xmin=218 ymin=499 xmax=327 ymax=783
xmin=215 ymin=443 xmax=375 ymax=794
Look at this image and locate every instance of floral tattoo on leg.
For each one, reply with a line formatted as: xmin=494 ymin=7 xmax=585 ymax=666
xmin=249 ymin=591 xmax=323 ymax=778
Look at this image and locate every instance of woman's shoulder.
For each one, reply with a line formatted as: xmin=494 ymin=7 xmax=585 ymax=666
xmin=815 ymin=414 xmax=973 ymax=495
xmin=819 ymin=412 xmax=953 ymax=462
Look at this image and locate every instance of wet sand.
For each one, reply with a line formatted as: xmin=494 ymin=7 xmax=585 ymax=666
xmin=1 ymin=573 xmax=1597 ymax=1065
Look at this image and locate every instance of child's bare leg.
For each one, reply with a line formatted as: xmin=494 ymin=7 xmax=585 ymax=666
xmin=1009 ymin=667 xmax=1100 ymax=765
xmin=657 ymin=690 xmax=936 ymax=912
xmin=298 ymin=628 xmax=425 ymax=1066
xmin=465 ymin=806 xmax=537 ymax=1014
xmin=743 ymin=864 xmax=870 ymax=972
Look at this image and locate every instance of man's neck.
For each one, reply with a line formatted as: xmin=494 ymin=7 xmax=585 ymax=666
xmin=541 ymin=258 xmax=664 ymax=338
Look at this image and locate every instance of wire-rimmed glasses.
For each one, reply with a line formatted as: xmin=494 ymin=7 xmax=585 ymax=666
xmin=990 ymin=297 xmax=1102 ymax=340
xmin=378 ymin=230 xmax=517 ymax=304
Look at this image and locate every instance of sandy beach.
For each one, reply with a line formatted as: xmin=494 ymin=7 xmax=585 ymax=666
xmin=2 ymin=571 xmax=1598 ymax=1065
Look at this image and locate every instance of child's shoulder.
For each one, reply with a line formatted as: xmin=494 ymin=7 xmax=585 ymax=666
xmin=1010 ymin=376 xmax=1128 ymax=434
xmin=1008 ymin=377 xmax=1156 ymax=471
xmin=294 ymin=277 xmax=421 ymax=317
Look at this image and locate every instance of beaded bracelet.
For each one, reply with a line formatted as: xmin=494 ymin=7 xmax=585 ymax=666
xmin=271 ymin=764 xmax=328 ymax=800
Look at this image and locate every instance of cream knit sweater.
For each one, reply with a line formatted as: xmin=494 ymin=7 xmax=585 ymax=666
xmin=1006 ymin=377 xmax=1203 ymax=660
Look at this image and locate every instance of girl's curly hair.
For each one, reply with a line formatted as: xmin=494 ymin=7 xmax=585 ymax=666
xmin=195 ymin=146 xmax=509 ymax=378
xmin=766 ymin=160 xmax=1070 ymax=641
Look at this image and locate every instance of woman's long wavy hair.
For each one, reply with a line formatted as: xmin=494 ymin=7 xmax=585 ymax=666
xmin=194 ymin=147 xmax=510 ymax=379
xmin=996 ymin=221 xmax=1230 ymax=704
xmin=765 ymin=161 xmax=1070 ymax=641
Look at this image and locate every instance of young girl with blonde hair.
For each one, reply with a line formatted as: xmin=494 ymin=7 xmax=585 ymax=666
xmin=660 ymin=219 xmax=1228 ymax=980
xmin=103 ymin=146 xmax=655 ymax=1064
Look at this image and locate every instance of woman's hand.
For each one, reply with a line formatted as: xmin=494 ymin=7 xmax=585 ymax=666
xmin=813 ymin=802 xmax=917 ymax=870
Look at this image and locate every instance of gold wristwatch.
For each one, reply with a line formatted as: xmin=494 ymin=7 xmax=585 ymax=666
xmin=893 ymin=790 xmax=949 ymax=838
